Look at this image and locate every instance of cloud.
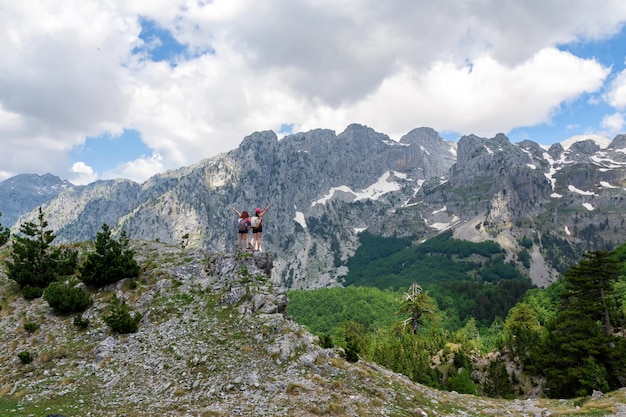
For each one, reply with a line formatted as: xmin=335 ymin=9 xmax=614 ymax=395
xmin=2 ymin=0 xmax=626 ymax=183
xmin=70 ymin=162 xmax=98 ymax=186
xmin=103 ymin=153 xmax=165 ymax=184
xmin=300 ymin=48 xmax=610 ymax=139
xmin=605 ymin=69 xmax=626 ymax=109
xmin=600 ymin=112 xmax=625 ymax=135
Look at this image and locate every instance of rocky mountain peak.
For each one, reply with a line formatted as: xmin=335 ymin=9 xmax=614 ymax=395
xmin=238 ymin=129 xmax=279 ymax=152
xmin=567 ymin=139 xmax=602 ymax=155
xmin=340 ymin=123 xmax=390 ymax=142
xmin=0 ymin=173 xmax=73 ymax=227
xmin=547 ymin=142 xmax=565 ymax=159
xmin=608 ymin=133 xmax=626 ymax=150
xmin=399 ymin=126 xmax=440 ymax=144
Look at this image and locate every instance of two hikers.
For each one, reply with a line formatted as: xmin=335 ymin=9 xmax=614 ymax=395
xmin=232 ymin=202 xmax=271 ymax=251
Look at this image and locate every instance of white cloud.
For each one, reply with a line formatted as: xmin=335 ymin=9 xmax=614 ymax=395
xmin=600 ymin=112 xmax=625 ymax=135
xmin=103 ymin=153 xmax=165 ymax=183
xmin=69 ymin=162 xmax=98 ymax=186
xmin=327 ymin=49 xmax=609 ymax=139
xmin=605 ymin=69 xmax=626 ymax=109
xmin=2 ymin=0 xmax=626 ymax=182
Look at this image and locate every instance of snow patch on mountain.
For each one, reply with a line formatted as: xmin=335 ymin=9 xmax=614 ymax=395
xmin=568 ymin=185 xmax=596 ymax=196
xmin=294 ymin=210 xmax=307 ymax=229
xmin=311 ymin=171 xmax=403 ymax=207
xmin=427 ymin=215 xmax=460 ymax=231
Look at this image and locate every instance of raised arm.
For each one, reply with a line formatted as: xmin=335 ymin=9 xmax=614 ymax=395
xmin=260 ymin=202 xmax=272 ymax=217
xmin=232 ymin=207 xmax=242 ymax=217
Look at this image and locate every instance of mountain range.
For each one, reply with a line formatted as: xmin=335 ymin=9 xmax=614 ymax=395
xmin=2 ymin=124 xmax=626 ymax=289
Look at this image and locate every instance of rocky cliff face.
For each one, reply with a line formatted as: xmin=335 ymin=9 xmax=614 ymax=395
xmin=3 ymin=125 xmax=626 ymax=289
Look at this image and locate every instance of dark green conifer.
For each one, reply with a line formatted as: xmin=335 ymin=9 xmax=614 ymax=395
xmin=540 ymin=250 xmax=626 ymax=398
xmin=5 ymin=208 xmax=77 ymax=297
xmin=79 ymin=224 xmax=141 ymax=287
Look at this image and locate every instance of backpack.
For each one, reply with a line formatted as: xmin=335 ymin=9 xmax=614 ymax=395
xmin=237 ymin=218 xmax=249 ymax=232
xmin=250 ymin=216 xmax=261 ymax=228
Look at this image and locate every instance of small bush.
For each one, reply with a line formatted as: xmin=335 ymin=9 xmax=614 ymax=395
xmin=18 ymin=351 xmax=34 ymax=364
xmin=24 ymin=322 xmax=39 ymax=333
xmin=446 ymin=368 xmax=477 ymax=395
xmin=22 ymin=285 xmax=43 ymax=299
xmin=345 ymin=340 xmax=359 ymax=363
xmin=73 ymin=315 xmax=90 ymax=329
xmin=124 ymin=279 xmax=138 ymax=290
xmin=103 ymin=295 xmax=142 ymax=334
xmin=319 ymin=334 xmax=334 ymax=349
xmin=44 ymin=281 xmax=92 ymax=314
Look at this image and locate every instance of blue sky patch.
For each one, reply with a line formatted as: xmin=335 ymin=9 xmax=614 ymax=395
xmin=70 ymin=129 xmax=150 ymax=174
xmin=279 ymin=123 xmax=294 ymax=135
xmin=133 ymin=17 xmax=188 ymax=65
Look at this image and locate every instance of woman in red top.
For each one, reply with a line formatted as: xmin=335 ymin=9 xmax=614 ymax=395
xmin=251 ymin=202 xmax=271 ymax=252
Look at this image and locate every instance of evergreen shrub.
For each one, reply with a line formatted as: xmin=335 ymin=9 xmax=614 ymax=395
xmin=103 ymin=295 xmax=142 ymax=334
xmin=73 ymin=315 xmax=90 ymax=329
xmin=23 ymin=322 xmax=39 ymax=333
xmin=319 ymin=334 xmax=333 ymax=349
xmin=22 ymin=286 xmax=44 ymax=299
xmin=18 ymin=351 xmax=34 ymax=364
xmin=43 ymin=281 xmax=92 ymax=314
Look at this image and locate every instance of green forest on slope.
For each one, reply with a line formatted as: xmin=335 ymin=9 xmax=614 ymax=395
xmin=288 ymin=231 xmax=626 ymax=399
xmin=341 ymin=230 xmax=532 ymax=328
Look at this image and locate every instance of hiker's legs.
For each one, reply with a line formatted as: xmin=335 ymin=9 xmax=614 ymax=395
xmin=257 ymin=232 xmax=263 ymax=251
xmin=237 ymin=233 xmax=243 ymax=249
xmin=245 ymin=232 xmax=250 ymax=249
xmin=252 ymin=232 xmax=259 ymax=250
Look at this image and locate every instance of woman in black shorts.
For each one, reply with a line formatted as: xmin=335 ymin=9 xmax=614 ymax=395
xmin=232 ymin=208 xmax=251 ymax=250
xmin=251 ymin=202 xmax=271 ymax=251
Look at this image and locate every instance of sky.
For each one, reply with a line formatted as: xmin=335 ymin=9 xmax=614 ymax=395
xmin=2 ymin=1 xmax=626 ymax=185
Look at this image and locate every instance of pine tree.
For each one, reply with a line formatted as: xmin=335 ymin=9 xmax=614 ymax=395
xmin=561 ymin=251 xmax=620 ymax=336
xmin=398 ymin=283 xmax=437 ymax=335
xmin=79 ymin=224 xmax=141 ymax=287
xmin=5 ymin=207 xmax=77 ymax=297
xmin=540 ymin=250 xmax=626 ymax=398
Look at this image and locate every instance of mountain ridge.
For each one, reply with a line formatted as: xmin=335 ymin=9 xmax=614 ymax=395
xmin=2 ymin=125 xmax=626 ymax=290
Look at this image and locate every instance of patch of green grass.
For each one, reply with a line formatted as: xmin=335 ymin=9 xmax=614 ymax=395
xmin=0 ymin=389 xmax=92 ymax=417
